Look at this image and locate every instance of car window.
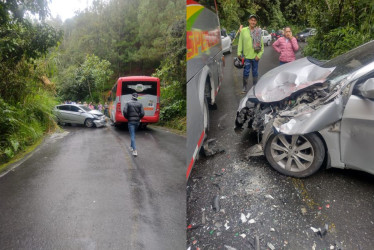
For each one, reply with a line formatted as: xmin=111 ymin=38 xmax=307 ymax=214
xmin=79 ymin=105 xmax=91 ymax=112
xmin=221 ymin=29 xmax=227 ymax=37
xmin=263 ymin=30 xmax=269 ymax=36
xmin=70 ymin=106 xmax=81 ymax=112
xmin=58 ymin=105 xmax=69 ymax=111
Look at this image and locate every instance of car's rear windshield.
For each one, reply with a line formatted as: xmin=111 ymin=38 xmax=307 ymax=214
xmin=121 ymin=81 xmax=157 ymax=95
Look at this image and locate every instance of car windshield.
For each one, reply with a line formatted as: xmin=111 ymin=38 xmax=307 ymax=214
xmin=301 ymin=29 xmax=311 ymax=33
xmin=319 ymin=41 xmax=374 ymax=84
xmin=79 ymin=105 xmax=91 ymax=112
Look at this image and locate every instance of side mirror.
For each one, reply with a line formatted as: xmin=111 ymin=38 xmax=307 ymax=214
xmin=359 ymin=78 xmax=374 ymax=99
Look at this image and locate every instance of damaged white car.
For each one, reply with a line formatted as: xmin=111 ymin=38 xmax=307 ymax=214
xmin=235 ymin=40 xmax=374 ymax=177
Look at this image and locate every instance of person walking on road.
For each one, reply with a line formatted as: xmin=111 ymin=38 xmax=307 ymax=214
xmin=237 ymin=14 xmax=264 ymax=93
xmin=123 ymin=92 xmax=144 ymax=157
xmin=272 ymin=27 xmax=299 ymax=65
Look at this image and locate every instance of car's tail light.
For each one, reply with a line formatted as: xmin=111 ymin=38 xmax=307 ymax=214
xmin=116 ymin=102 xmax=121 ymax=112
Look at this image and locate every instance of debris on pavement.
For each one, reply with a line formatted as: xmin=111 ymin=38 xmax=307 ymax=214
xmin=212 ymin=195 xmax=220 ymax=212
xmin=225 ymin=245 xmax=237 ymax=250
xmin=265 ymin=194 xmax=274 ymax=199
xmin=255 ymin=235 xmax=260 ymax=250
xmin=202 ymin=138 xmax=225 ymax=157
xmin=248 ymin=219 xmax=256 ymax=224
xmin=240 ymin=233 xmax=246 ymax=238
xmin=240 ymin=213 xmax=247 ymax=223
xmin=267 ymin=242 xmax=275 ymax=250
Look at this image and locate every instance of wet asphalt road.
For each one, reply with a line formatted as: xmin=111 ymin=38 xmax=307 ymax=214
xmin=187 ymin=44 xmax=374 ymax=249
xmin=0 ymin=124 xmax=185 ymax=250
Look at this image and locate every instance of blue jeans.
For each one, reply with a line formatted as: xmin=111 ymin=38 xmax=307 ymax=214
xmin=243 ymin=59 xmax=259 ymax=78
xmin=280 ymin=61 xmax=288 ymax=65
xmin=128 ymin=122 xmax=140 ymax=150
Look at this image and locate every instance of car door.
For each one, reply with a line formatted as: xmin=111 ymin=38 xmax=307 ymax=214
xmin=340 ymin=76 xmax=374 ymax=174
xmin=56 ymin=105 xmax=70 ymax=122
xmin=69 ymin=105 xmax=86 ymax=124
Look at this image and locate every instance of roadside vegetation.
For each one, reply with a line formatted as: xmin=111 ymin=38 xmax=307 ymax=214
xmin=216 ymin=0 xmax=374 ymax=59
xmin=0 ymin=0 xmax=185 ymax=165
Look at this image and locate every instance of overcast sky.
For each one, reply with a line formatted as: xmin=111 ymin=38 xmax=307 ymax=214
xmin=49 ymin=0 xmax=93 ymax=21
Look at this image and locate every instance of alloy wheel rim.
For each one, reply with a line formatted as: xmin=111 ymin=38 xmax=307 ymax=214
xmin=270 ymin=134 xmax=314 ymax=172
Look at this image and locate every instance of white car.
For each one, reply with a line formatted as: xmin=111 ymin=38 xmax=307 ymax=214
xmin=221 ymin=29 xmax=232 ymax=54
xmin=262 ymin=30 xmax=272 ymax=46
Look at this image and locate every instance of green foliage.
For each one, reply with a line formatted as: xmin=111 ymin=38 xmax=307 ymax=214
xmin=152 ymin=18 xmax=186 ymax=131
xmin=0 ymin=90 xmax=57 ymax=163
xmin=57 ymin=54 xmax=113 ymax=102
xmin=303 ymin=0 xmax=374 ymax=59
xmin=0 ymin=0 xmax=61 ymax=164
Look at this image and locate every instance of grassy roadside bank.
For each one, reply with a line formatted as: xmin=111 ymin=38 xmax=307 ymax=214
xmin=0 ymin=136 xmax=45 ymax=174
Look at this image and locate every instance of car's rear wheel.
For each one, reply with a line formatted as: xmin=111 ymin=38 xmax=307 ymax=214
xmin=264 ymin=133 xmax=325 ymax=177
xmin=84 ymin=118 xmax=94 ymax=128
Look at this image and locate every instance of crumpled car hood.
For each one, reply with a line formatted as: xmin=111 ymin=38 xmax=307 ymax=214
xmin=254 ymin=57 xmax=335 ymax=102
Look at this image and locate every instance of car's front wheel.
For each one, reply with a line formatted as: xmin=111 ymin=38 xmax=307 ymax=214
xmin=84 ymin=118 xmax=94 ymax=128
xmin=264 ymin=133 xmax=325 ymax=177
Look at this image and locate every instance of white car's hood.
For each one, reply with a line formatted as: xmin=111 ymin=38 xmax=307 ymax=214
xmin=88 ymin=110 xmax=103 ymax=116
xmin=254 ymin=57 xmax=335 ymax=102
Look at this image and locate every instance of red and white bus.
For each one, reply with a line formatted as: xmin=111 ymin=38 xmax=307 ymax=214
xmin=109 ymin=76 xmax=160 ymax=127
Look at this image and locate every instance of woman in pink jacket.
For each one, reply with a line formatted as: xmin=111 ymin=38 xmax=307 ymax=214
xmin=272 ymin=27 xmax=299 ymax=65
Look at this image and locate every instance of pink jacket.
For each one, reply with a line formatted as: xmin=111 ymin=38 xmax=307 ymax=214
xmin=272 ymin=37 xmax=299 ymax=62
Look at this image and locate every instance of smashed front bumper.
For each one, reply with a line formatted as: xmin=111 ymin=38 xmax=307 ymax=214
xmin=93 ymin=117 xmax=107 ymax=127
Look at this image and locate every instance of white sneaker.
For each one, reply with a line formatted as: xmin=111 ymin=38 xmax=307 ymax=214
xmin=129 ymin=147 xmax=134 ymax=152
xmin=132 ymin=150 xmax=138 ymax=156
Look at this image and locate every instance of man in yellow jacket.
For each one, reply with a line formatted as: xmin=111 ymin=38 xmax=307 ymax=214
xmin=237 ymin=14 xmax=264 ymax=93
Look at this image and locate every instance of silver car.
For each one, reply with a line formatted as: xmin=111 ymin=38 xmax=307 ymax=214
xmin=54 ymin=104 xmax=107 ymax=128
xmin=235 ymin=40 xmax=374 ymax=177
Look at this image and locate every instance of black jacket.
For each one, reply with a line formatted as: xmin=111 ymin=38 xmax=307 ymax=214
xmin=123 ymin=100 xmax=145 ymax=122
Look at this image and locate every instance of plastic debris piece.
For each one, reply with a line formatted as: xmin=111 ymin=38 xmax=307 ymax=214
xmin=270 ymin=228 xmax=275 ymax=232
xmin=240 ymin=213 xmax=247 ymax=223
xmin=235 ymin=233 xmax=239 ymax=236
xmin=255 ymin=235 xmax=260 ymax=250
xmin=326 ymin=204 xmax=330 ymax=209
xmin=267 ymin=242 xmax=275 ymax=250
xmin=301 ymin=207 xmax=307 ymax=215
xmin=187 ymin=247 xmax=191 ymax=250
xmin=265 ymin=194 xmax=274 ymax=199
xmin=202 ymin=139 xmax=225 ymax=156
xmin=311 ymin=227 xmax=320 ymax=233
xmin=193 ymin=240 xmax=197 ymax=245
xmin=246 ymin=213 xmax=251 ymax=218
xmin=224 ymin=221 xmax=230 ymax=230
xmin=210 ymin=229 xmax=215 ymax=235
xmin=213 ymin=195 xmax=220 ymax=212
xmin=215 ymin=222 xmax=223 ymax=229
xmin=248 ymin=219 xmax=256 ymax=224
xmin=330 ymin=245 xmax=334 ymax=249
xmin=318 ymin=206 xmax=322 ymax=210
xmin=187 ymin=224 xmax=202 ymax=230
xmin=225 ymin=245 xmax=237 ymax=250
xmin=240 ymin=234 xmax=246 ymax=238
